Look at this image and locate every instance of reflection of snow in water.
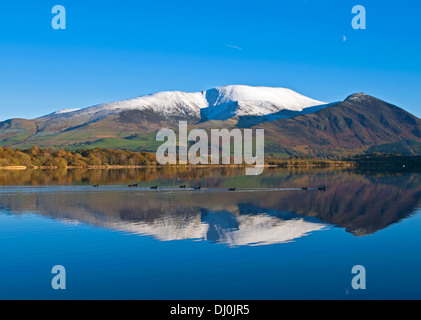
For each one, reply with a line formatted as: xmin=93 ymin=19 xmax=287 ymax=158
xmin=203 ymin=211 xmax=328 ymax=246
xmin=108 ymin=215 xmax=209 ymax=241
xmin=96 ymin=210 xmax=328 ymax=247
xmin=217 ymin=215 xmax=327 ymax=246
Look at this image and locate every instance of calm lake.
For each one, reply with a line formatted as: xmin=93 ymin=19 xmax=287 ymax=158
xmin=0 ymin=167 xmax=420 ymax=299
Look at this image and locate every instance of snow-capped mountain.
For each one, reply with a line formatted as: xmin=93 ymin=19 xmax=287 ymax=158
xmin=2 ymin=86 xmax=419 ymax=156
xmin=39 ymin=85 xmax=326 ymax=127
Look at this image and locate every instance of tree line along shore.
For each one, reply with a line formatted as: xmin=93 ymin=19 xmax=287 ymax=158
xmin=0 ymin=147 xmax=157 ymax=169
xmin=0 ymin=146 xmax=419 ymax=170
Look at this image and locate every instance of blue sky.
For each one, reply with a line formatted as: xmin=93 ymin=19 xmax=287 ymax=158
xmin=0 ymin=0 xmax=420 ymax=120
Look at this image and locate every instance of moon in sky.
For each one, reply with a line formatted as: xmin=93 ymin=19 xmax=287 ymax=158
xmin=343 ymin=35 xmax=347 ymax=42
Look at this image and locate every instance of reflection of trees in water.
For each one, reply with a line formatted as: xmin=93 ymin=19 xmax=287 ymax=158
xmin=0 ymin=167 xmax=250 ymax=186
xmin=0 ymin=166 xmax=396 ymax=188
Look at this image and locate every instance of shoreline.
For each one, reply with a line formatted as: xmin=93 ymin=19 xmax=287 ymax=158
xmin=0 ymin=166 xmax=28 ymax=170
xmin=0 ymin=162 xmax=352 ymax=170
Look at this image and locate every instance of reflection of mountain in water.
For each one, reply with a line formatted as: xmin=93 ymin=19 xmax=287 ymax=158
xmin=202 ymin=209 xmax=327 ymax=246
xmin=82 ymin=208 xmax=328 ymax=246
xmin=0 ymin=170 xmax=420 ymax=246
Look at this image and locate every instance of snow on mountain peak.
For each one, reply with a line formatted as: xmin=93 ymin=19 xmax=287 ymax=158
xmin=41 ymin=85 xmax=327 ymax=124
xmin=207 ymin=85 xmax=324 ymax=110
xmin=201 ymin=85 xmax=326 ymax=120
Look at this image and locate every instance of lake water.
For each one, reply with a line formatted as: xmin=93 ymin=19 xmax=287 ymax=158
xmin=0 ymin=167 xmax=420 ymax=299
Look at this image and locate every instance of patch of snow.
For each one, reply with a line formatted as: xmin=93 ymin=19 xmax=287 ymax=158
xmin=51 ymin=108 xmax=81 ymax=115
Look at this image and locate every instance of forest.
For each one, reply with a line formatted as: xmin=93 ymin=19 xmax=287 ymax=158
xmin=0 ymin=146 xmax=157 ymax=168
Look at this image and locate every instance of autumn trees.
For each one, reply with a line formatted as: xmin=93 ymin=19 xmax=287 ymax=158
xmin=0 ymin=147 xmax=157 ymax=168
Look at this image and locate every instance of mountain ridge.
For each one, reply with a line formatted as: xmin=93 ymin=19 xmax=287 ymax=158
xmin=36 ymin=85 xmax=327 ymax=127
xmin=0 ymin=86 xmax=420 ymax=156
xmin=259 ymin=92 xmax=421 ymax=156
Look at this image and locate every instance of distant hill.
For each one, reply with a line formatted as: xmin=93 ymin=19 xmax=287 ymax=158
xmin=259 ymin=93 xmax=421 ymax=156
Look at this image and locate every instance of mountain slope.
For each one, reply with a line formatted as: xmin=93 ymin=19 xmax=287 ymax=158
xmin=260 ymin=93 xmax=421 ymax=156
